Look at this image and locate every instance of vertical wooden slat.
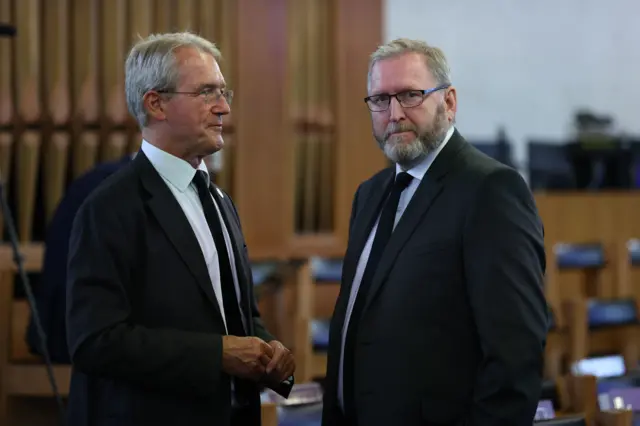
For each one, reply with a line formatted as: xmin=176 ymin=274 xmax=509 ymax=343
xmin=197 ymin=0 xmax=217 ymax=44
xmin=16 ymin=132 xmax=41 ymax=242
xmin=0 ymin=132 xmax=13 ymax=239
xmin=317 ymin=0 xmax=334 ymax=232
xmin=302 ymin=0 xmax=320 ymax=232
xmin=102 ymin=132 xmax=128 ymax=163
xmin=44 ymin=133 xmax=69 ymax=222
xmin=128 ymin=0 xmax=152 ymax=42
xmin=72 ymin=0 xmax=100 ymax=123
xmin=0 ymin=0 xmax=13 ymax=125
xmin=153 ymin=0 xmax=175 ymax=33
xmin=73 ymin=131 xmax=99 ymax=178
xmin=43 ymin=0 xmax=70 ymax=125
xmin=101 ymin=0 xmax=128 ymax=125
xmin=216 ymin=0 xmax=236 ymax=199
xmin=175 ymin=0 xmax=196 ymax=32
xmin=14 ymin=0 xmax=41 ymax=124
xmin=290 ymin=0 xmax=307 ymax=232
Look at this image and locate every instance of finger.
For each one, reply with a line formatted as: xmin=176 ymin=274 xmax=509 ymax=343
xmin=260 ymin=340 xmax=275 ymax=358
xmin=266 ymin=347 xmax=283 ymax=374
xmin=274 ymin=349 xmax=288 ymax=373
xmin=259 ymin=353 xmax=272 ymax=366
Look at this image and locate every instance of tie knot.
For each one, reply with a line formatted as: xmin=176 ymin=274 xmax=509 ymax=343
xmin=193 ymin=169 xmax=210 ymax=191
xmin=394 ymin=172 xmax=413 ymax=191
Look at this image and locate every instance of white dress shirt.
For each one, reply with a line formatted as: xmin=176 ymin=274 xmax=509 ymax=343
xmin=337 ymin=125 xmax=455 ymax=409
xmin=141 ymin=140 xmax=245 ymax=332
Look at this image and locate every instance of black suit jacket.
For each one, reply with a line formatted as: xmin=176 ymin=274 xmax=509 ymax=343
xmin=322 ymin=130 xmax=548 ymax=426
xmin=66 ymin=152 xmax=292 ymax=426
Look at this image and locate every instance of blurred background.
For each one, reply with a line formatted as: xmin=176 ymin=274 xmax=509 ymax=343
xmin=0 ymin=0 xmax=639 ymax=425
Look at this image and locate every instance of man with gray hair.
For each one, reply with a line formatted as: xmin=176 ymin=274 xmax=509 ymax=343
xmin=66 ymin=32 xmax=294 ymax=426
xmin=322 ymin=38 xmax=548 ymax=426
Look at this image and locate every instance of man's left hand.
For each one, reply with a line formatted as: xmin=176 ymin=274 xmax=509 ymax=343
xmin=264 ymin=340 xmax=295 ymax=384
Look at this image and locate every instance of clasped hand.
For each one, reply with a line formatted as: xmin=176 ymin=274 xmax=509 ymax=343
xmin=222 ymin=336 xmax=295 ymax=385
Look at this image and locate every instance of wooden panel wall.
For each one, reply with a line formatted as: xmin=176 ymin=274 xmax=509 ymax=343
xmin=0 ymin=0 xmax=385 ymax=260
xmin=286 ymin=0 xmax=388 ymax=258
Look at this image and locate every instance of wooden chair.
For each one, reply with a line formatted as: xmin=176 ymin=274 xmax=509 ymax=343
xmin=294 ymin=257 xmax=342 ymax=383
xmin=546 ymin=306 xmax=570 ymax=380
xmin=563 ymin=297 xmax=640 ymax=372
xmin=551 ymin=374 xmax=634 ymax=426
xmin=546 ymin=242 xmax=610 ymax=306
xmin=615 ymin=239 xmax=640 ymax=306
xmin=0 ymin=243 xmax=71 ymax=426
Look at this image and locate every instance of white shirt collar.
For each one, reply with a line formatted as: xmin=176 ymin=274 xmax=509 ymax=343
xmin=141 ymin=139 xmax=209 ymax=192
xmin=395 ymin=125 xmax=455 ymax=181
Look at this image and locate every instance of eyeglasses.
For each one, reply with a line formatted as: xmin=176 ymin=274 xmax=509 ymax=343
xmin=364 ymin=84 xmax=450 ymax=112
xmin=157 ymin=87 xmax=234 ymax=105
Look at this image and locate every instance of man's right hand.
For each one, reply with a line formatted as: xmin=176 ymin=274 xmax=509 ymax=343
xmin=221 ymin=336 xmax=274 ymax=381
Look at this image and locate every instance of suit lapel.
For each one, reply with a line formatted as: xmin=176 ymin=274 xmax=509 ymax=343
xmin=134 ymin=152 xmax=223 ymax=318
xmin=341 ymin=170 xmax=394 ymax=294
xmin=361 ymin=130 xmax=467 ymax=315
xmin=211 ymin=185 xmax=252 ymax=333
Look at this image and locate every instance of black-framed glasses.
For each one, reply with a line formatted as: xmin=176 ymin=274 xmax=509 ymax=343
xmin=364 ymin=84 xmax=450 ymax=112
xmin=157 ymin=87 xmax=234 ymax=105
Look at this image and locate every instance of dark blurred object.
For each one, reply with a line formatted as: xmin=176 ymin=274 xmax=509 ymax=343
xmin=0 ymin=23 xmax=16 ymax=37
xmin=575 ymin=109 xmax=613 ymax=134
xmin=471 ymin=126 xmax=515 ymax=168
xmin=566 ymin=140 xmax=633 ymax=189
xmin=567 ymin=109 xmax=633 ymax=189
xmin=528 ymin=141 xmax=575 ymax=190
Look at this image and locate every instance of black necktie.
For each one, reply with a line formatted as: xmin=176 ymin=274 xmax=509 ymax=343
xmin=192 ymin=170 xmax=245 ymax=337
xmin=342 ymin=171 xmax=413 ymax=421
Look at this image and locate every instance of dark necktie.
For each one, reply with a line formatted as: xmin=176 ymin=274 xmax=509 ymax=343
xmin=342 ymin=171 xmax=413 ymax=422
xmin=192 ymin=170 xmax=245 ymax=337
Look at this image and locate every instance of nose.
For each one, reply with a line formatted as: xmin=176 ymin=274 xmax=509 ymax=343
xmin=388 ymin=96 xmax=406 ymax=122
xmin=211 ymin=96 xmax=231 ymax=116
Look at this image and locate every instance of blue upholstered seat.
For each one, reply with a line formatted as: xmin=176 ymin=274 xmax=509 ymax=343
xmin=587 ymin=298 xmax=638 ymax=329
xmin=310 ymin=257 xmax=343 ymax=282
xmin=554 ymin=243 xmax=605 ymax=268
xmin=309 ymin=257 xmax=342 ymax=351
xmin=628 ymin=239 xmax=640 ymax=266
xmin=250 ymin=262 xmax=279 ymax=286
xmin=310 ymin=319 xmax=330 ymax=351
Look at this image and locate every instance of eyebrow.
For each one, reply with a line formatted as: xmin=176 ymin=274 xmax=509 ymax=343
xmin=370 ymin=87 xmax=422 ymax=96
xmin=196 ymin=83 xmax=226 ymax=91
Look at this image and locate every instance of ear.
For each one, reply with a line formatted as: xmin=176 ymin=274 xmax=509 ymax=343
xmin=143 ymin=91 xmax=167 ymax=122
xmin=444 ymin=86 xmax=457 ymax=121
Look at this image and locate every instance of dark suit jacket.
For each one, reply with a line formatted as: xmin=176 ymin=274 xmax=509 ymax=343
xmin=27 ymin=156 xmax=131 ymax=364
xmin=66 ymin=152 xmax=292 ymax=426
xmin=322 ymin=130 xmax=548 ymax=426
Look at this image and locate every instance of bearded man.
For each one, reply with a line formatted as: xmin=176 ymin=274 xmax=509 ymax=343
xmin=321 ymin=38 xmax=549 ymax=426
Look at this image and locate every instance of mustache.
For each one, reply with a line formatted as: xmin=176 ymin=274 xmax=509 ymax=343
xmin=385 ymin=123 xmax=417 ymax=139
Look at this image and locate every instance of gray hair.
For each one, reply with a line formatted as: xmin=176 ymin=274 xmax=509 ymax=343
xmin=125 ymin=32 xmax=222 ymax=128
xmin=368 ymin=38 xmax=451 ymax=90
